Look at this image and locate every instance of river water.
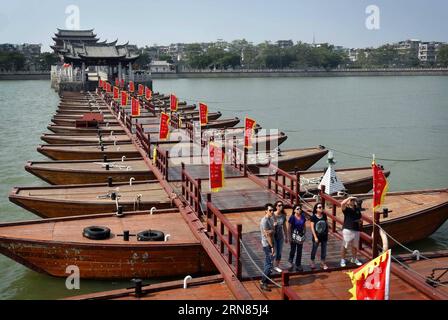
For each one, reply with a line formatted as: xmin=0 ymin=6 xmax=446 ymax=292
xmin=0 ymin=77 xmax=447 ymax=299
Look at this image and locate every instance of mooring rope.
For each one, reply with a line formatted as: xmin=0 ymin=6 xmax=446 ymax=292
xmin=239 ymin=240 xmax=282 ymax=288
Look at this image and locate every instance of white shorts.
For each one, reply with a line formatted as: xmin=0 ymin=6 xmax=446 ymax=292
xmin=342 ymin=229 xmax=360 ymax=249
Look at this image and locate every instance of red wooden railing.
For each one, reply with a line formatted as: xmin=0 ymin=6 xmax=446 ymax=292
xmin=319 ymin=186 xmax=375 ymax=258
xmin=206 ymin=193 xmax=242 ymax=279
xmin=266 ymin=164 xmax=299 ymax=206
xmin=281 ymin=272 xmax=301 ymax=300
xmin=135 ymin=122 xmax=151 ymax=156
xmin=155 ymin=145 xmax=169 ymax=181
xmin=125 ymin=113 xmax=132 ymax=132
xmin=181 ymin=162 xmax=202 ymax=215
xmin=229 ymin=137 xmax=247 ymax=176
xmin=180 ymin=163 xmax=243 ymax=279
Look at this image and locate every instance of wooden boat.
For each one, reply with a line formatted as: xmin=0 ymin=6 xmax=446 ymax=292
xmin=0 ymin=209 xmax=216 ymax=279
xmin=25 ymin=158 xmax=153 ymax=185
xmin=151 ymin=104 xmax=196 ymax=112
xmin=53 ymin=114 xmax=116 ymax=121
xmin=55 ymin=109 xmax=113 ymax=115
xmin=37 ymin=143 xmax=142 ymax=160
xmin=180 ymin=117 xmax=240 ymax=130
xmin=65 ymin=251 xmax=448 ymax=300
xmin=58 ymin=105 xmax=110 ymax=111
xmin=294 ymin=166 xmax=391 ymax=195
xmin=9 ymin=180 xmax=173 ymax=218
xmin=47 ymin=125 xmax=125 ymax=135
xmin=207 ymin=132 xmax=288 ymax=150
xmin=335 ymin=189 xmax=448 ymax=247
xmin=157 ymin=143 xmax=328 ymax=171
xmin=41 ymin=133 xmax=131 ymax=145
xmin=51 ymin=117 xmax=119 ymax=127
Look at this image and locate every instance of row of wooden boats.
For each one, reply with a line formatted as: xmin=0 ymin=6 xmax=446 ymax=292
xmin=1 ymin=88 xmax=447 ymax=301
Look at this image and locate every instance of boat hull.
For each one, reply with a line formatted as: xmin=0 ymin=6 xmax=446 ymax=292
xmin=37 ymin=146 xmax=142 ymax=161
xmin=25 ymin=162 xmax=154 ymax=185
xmin=0 ymin=238 xmax=215 ymax=279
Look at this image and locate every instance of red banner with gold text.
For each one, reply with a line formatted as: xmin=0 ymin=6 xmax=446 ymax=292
xmin=209 ymin=142 xmax=225 ymax=192
xmin=244 ymin=117 xmax=256 ymax=149
xmin=199 ymin=103 xmax=208 ymax=126
xmin=159 ymin=112 xmax=170 ymax=140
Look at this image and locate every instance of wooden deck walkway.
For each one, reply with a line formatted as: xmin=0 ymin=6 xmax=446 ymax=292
xmin=224 ymin=210 xmax=350 ymax=279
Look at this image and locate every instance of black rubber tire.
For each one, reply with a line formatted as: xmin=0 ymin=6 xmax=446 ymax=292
xmin=137 ymin=230 xmax=164 ymax=242
xmin=83 ymin=226 xmax=111 ymax=240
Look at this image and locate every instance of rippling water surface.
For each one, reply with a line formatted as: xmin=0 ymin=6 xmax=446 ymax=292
xmin=0 ymin=77 xmax=447 ymax=299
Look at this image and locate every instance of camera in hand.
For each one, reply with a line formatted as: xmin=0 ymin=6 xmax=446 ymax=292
xmin=354 ymin=199 xmax=366 ymax=214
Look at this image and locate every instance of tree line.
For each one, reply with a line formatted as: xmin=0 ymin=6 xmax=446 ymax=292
xmin=0 ymin=51 xmax=58 ymax=72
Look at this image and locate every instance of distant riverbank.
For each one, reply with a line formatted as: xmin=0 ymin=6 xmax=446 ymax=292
xmin=152 ymin=68 xmax=448 ymax=79
xmin=0 ymin=71 xmax=50 ymax=80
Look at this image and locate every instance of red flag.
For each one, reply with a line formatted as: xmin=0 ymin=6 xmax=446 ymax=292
xmin=115 ymin=78 xmax=119 ymax=87
xmin=138 ymin=84 xmax=144 ymax=97
xmin=199 ymin=103 xmax=208 ymax=126
xmin=347 ymin=250 xmax=391 ymax=300
xmin=372 ymin=161 xmax=388 ymax=209
xmin=102 ymin=81 xmax=107 ymax=90
xmin=98 ymin=79 xmax=103 ymax=88
xmin=106 ymin=82 xmax=112 ymax=93
xmin=131 ymin=97 xmax=140 ymax=116
xmin=145 ymin=86 xmax=152 ymax=100
xmin=244 ymin=117 xmax=256 ymax=149
xmin=129 ymin=81 xmax=135 ymax=93
xmin=209 ymin=142 xmax=225 ymax=192
xmin=120 ymin=79 xmax=125 ymax=88
xmin=170 ymin=94 xmax=178 ymax=112
xmin=159 ymin=112 xmax=170 ymax=140
xmin=113 ymin=86 xmax=119 ymax=100
xmin=121 ymin=91 xmax=128 ymax=106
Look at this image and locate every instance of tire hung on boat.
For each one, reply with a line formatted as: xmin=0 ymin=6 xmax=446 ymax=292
xmin=83 ymin=226 xmax=111 ymax=240
xmin=137 ymin=230 xmax=164 ymax=242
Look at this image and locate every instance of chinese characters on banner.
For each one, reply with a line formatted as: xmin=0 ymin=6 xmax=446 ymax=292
xmin=209 ymin=142 xmax=225 ymax=192
xmin=115 ymin=78 xmax=119 ymax=87
xmin=102 ymin=80 xmax=107 ymax=91
xmin=138 ymin=84 xmax=144 ymax=97
xmin=347 ymin=249 xmax=391 ymax=300
xmin=129 ymin=81 xmax=135 ymax=93
xmin=121 ymin=91 xmax=128 ymax=106
xmin=372 ymin=160 xmax=389 ymax=209
xmin=98 ymin=79 xmax=103 ymax=88
xmin=145 ymin=86 xmax=152 ymax=101
xmin=199 ymin=103 xmax=208 ymax=126
xmin=106 ymin=82 xmax=112 ymax=93
xmin=131 ymin=97 xmax=140 ymax=116
xmin=113 ymin=86 xmax=119 ymax=100
xmin=120 ymin=79 xmax=125 ymax=89
xmin=244 ymin=117 xmax=257 ymax=149
xmin=159 ymin=112 xmax=170 ymax=140
xmin=170 ymin=94 xmax=178 ymax=112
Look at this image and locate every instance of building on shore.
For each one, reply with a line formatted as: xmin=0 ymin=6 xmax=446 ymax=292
xmin=50 ymin=28 xmax=147 ymax=91
xmin=418 ymin=42 xmax=445 ymax=64
xmin=0 ymin=43 xmax=42 ymax=71
xmin=149 ymin=60 xmax=175 ymax=73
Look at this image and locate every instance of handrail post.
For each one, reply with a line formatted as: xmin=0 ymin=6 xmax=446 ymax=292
xmin=332 ymin=204 xmax=337 ymax=233
xmin=243 ymin=147 xmax=248 ymax=177
xmin=197 ymin=178 xmax=202 ymax=215
xmin=281 ymin=272 xmax=289 ymax=300
xmin=320 ymin=186 xmax=326 ymax=209
xmin=206 ymin=193 xmax=212 ymax=234
xmin=294 ymin=167 xmax=300 ymax=206
xmin=236 ymin=224 xmax=242 ymax=280
xmin=372 ymin=210 xmax=380 ymax=259
xmin=181 ymin=162 xmax=186 ymax=197
xmin=165 ymin=150 xmax=169 ymax=181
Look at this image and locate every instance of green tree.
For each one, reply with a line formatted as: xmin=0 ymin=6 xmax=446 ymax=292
xmin=37 ymin=52 xmax=58 ymax=70
xmin=0 ymin=51 xmax=26 ymax=71
xmin=438 ymin=45 xmax=448 ymax=67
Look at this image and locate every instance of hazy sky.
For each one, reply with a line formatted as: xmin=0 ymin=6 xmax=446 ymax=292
xmin=0 ymin=0 xmax=447 ymax=51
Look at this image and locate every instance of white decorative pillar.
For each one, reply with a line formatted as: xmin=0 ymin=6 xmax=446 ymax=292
xmin=128 ymin=62 xmax=133 ymax=81
xmin=81 ymin=62 xmax=86 ymax=85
